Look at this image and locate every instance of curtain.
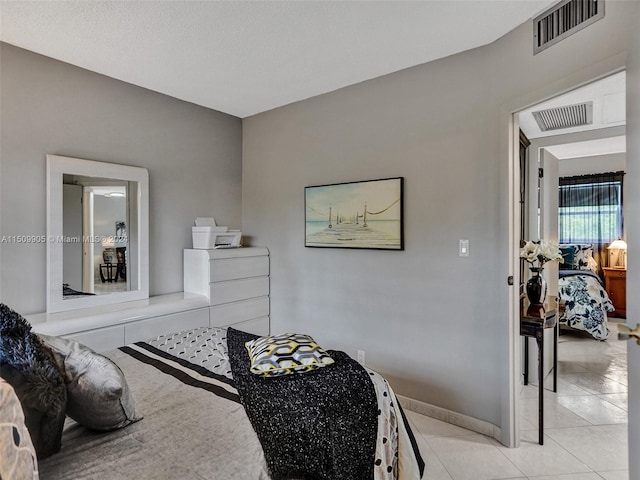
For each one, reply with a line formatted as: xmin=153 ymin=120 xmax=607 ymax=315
xmin=559 ymin=171 xmax=624 ymax=276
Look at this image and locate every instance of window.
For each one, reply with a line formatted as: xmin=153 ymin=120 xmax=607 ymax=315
xmin=558 ymin=172 xmax=624 ymax=244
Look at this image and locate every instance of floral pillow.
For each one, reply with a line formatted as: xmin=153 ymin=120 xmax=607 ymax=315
xmin=573 ymin=244 xmax=594 ymax=270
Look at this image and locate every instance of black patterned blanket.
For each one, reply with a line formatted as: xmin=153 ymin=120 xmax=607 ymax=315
xmin=227 ymin=327 xmax=379 ymax=480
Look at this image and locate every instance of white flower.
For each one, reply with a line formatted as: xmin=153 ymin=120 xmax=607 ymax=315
xmin=538 ymin=240 xmax=563 ymax=263
xmin=520 ymin=241 xmax=539 ymax=263
xmin=520 ymin=239 xmax=562 ymax=268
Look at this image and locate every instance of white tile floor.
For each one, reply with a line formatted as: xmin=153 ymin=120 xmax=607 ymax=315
xmin=405 ymin=322 xmax=628 ymax=480
xmin=93 ymin=278 xmax=128 ymax=294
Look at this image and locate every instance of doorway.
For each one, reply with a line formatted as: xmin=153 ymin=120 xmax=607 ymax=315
xmin=513 ymin=71 xmax=628 ymax=454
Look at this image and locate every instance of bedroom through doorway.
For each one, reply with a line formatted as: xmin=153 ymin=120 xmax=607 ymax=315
xmin=515 ymin=70 xmax=629 ymax=449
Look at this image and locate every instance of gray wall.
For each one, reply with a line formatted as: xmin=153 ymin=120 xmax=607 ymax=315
xmin=62 ymin=184 xmax=83 ymax=291
xmin=0 ymin=43 xmax=242 ymax=314
xmin=242 ymin=1 xmax=639 ymax=434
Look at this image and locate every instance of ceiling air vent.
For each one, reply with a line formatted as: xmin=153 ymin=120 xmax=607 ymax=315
xmin=533 ymin=0 xmax=604 ymax=54
xmin=532 ymin=101 xmax=593 ymax=131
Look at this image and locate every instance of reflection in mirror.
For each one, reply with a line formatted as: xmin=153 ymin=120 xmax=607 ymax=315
xmin=62 ymin=177 xmax=132 ymax=296
xmin=47 ymin=155 xmax=149 ymax=314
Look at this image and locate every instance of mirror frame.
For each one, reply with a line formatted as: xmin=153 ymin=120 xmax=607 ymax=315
xmin=46 ymin=154 xmax=149 ymax=314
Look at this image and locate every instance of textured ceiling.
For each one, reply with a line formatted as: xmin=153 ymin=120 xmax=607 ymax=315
xmin=0 ymin=0 xmax=556 ymax=118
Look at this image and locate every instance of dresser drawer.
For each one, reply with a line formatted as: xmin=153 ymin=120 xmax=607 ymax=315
xmin=125 ymin=308 xmax=209 ymax=344
xmin=210 ymin=256 xmax=269 ymax=282
xmin=209 ymin=276 xmax=269 ymax=305
xmin=209 ymin=296 xmax=269 ymax=326
xmin=227 ymin=316 xmax=270 ymax=336
xmin=64 ymin=325 xmax=125 ymax=353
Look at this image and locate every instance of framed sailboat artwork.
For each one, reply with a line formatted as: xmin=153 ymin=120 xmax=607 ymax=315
xmin=304 ymin=177 xmax=404 ymax=250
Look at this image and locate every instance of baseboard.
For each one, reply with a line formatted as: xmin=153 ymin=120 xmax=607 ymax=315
xmin=396 ymin=394 xmax=502 ymax=443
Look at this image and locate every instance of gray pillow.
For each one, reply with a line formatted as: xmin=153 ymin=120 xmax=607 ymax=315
xmin=37 ymin=334 xmax=142 ymax=431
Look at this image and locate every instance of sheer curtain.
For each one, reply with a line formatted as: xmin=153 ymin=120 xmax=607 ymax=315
xmin=559 ymin=171 xmax=624 ymax=276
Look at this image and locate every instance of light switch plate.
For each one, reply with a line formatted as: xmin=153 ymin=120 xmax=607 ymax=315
xmin=459 ymin=239 xmax=469 ymax=257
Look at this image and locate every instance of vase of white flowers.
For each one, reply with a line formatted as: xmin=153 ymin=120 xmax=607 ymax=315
xmin=520 ymin=240 xmax=562 ymax=305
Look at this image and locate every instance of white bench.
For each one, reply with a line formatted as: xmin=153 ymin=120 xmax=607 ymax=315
xmin=28 ymin=293 xmax=210 ymax=352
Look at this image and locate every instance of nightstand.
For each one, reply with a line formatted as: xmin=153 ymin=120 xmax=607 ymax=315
xmin=603 ymin=267 xmax=626 ymax=317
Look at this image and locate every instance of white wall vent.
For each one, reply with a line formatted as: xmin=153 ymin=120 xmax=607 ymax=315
xmin=531 ymin=101 xmax=593 ymax=131
xmin=533 ymin=0 xmax=604 ymax=54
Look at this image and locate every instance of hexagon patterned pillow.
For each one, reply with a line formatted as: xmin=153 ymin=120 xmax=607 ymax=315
xmin=245 ymin=333 xmax=335 ymax=377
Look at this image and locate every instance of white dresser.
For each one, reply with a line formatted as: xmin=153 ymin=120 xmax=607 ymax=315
xmin=183 ymin=247 xmax=270 ymax=336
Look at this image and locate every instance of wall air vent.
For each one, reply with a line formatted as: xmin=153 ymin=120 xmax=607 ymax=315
xmin=533 ymin=0 xmax=604 ymax=54
xmin=531 ymin=101 xmax=593 ymax=131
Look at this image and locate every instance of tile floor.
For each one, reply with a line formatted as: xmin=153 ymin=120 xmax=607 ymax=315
xmin=93 ymin=278 xmax=128 ymax=294
xmin=406 ymin=322 xmax=628 ymax=480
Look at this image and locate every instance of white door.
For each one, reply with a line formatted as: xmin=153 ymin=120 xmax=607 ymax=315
xmin=539 ymin=148 xmax=560 ymax=281
xmin=524 ymin=148 xmax=560 ymax=385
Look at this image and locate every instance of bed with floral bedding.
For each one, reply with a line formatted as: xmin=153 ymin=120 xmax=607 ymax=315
xmin=557 ymin=244 xmax=614 ymax=341
xmin=558 ymin=269 xmax=614 ymax=340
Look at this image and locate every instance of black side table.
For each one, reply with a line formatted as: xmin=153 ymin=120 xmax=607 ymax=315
xmin=521 ymin=304 xmax=558 ymax=445
xmin=100 ymin=263 xmax=118 ymax=283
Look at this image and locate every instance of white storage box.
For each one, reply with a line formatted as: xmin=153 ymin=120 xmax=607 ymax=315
xmin=192 ymin=227 xmax=242 ymax=249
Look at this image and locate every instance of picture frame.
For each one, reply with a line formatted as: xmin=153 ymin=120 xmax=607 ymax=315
xmin=115 ymin=221 xmax=126 ymax=239
xmin=305 ymin=177 xmax=404 ymax=250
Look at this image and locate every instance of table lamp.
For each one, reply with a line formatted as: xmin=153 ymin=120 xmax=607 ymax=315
xmin=607 ymin=239 xmax=627 ymax=269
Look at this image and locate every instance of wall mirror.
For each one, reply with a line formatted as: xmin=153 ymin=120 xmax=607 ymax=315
xmin=47 ymin=154 xmax=149 ymax=314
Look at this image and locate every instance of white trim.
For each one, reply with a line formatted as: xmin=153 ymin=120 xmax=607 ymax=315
xmin=46 ymin=154 xmax=149 ymax=313
xmin=507 ymin=112 xmax=522 ymax=448
xmin=397 ymin=394 xmax=501 ymax=442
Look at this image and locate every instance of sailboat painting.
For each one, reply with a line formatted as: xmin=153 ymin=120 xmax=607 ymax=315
xmin=305 ymin=177 xmax=403 ymax=250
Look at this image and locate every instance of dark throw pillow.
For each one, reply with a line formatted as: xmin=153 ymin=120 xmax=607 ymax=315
xmin=559 ymin=245 xmax=576 ymax=270
xmin=0 ymin=303 xmax=67 ymax=459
